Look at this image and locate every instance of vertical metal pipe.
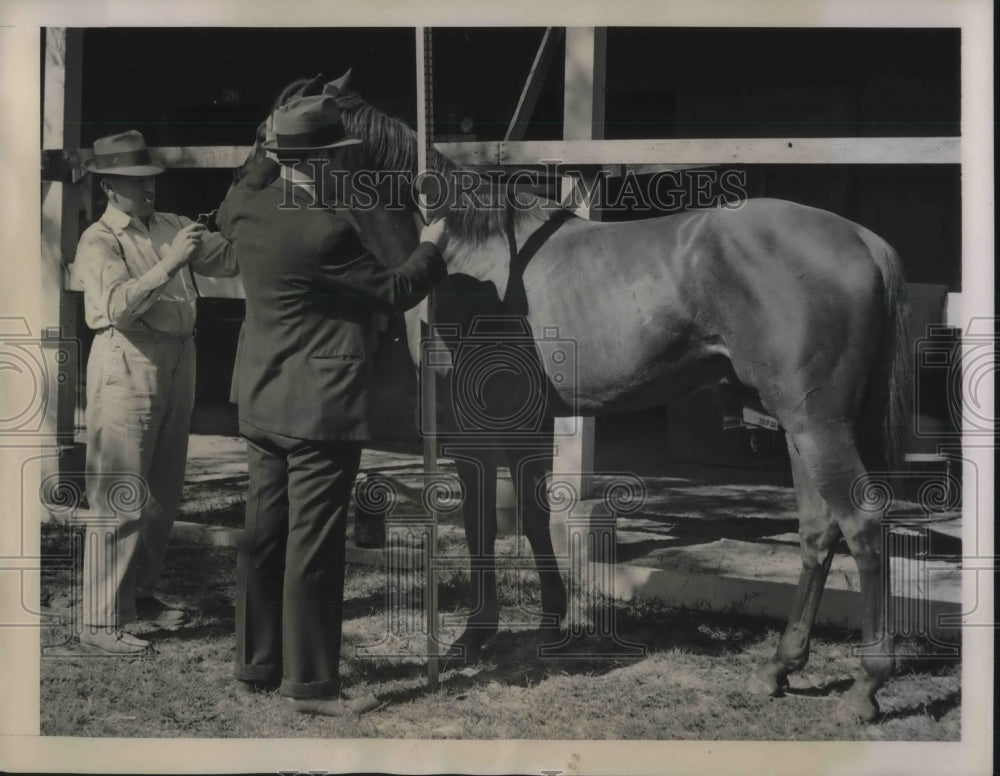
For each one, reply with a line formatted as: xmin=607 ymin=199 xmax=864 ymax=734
xmin=416 ymin=25 xmax=439 ymax=689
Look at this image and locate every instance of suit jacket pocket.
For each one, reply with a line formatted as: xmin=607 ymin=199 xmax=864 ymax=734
xmin=309 ymin=322 xmax=367 ymax=361
xmin=309 ymin=353 xmax=364 ymax=362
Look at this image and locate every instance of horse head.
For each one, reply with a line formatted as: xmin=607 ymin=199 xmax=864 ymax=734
xmin=235 ymin=72 xmax=328 ymax=183
xmin=321 ymin=70 xmax=424 ymax=274
xmin=247 ymin=71 xmax=512 ymax=374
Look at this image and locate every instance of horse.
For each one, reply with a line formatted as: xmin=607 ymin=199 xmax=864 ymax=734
xmin=242 ymin=71 xmax=912 ymax=723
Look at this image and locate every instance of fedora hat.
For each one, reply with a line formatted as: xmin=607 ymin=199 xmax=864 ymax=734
xmin=83 ymin=130 xmax=165 ymax=176
xmin=262 ymin=95 xmax=362 ymax=153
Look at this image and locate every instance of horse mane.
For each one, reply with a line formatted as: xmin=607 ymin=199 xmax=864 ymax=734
xmin=331 ymin=88 xmax=550 ymax=245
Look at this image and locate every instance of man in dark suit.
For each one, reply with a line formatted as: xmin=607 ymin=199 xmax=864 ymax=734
xmin=216 ymin=94 xmax=447 ymax=714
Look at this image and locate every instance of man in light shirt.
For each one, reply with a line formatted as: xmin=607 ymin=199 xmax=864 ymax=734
xmin=75 ymin=130 xmax=239 ymax=654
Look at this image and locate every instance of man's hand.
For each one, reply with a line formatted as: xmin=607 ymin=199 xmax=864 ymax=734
xmin=419 ymin=217 xmax=449 ymax=253
xmin=162 ymin=223 xmax=207 ymax=274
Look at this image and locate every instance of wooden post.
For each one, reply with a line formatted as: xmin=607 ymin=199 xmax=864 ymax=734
xmin=552 ymin=27 xmax=606 ymax=503
xmin=504 ymin=28 xmax=564 ymax=142
xmin=416 ymin=25 xmax=439 ymax=690
xmin=562 ymin=27 xmax=607 ymax=145
xmin=41 ymin=28 xmax=83 ymax=461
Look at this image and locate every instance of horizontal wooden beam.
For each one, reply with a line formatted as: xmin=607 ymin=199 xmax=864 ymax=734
xmin=151 ymin=146 xmax=251 ymax=168
xmin=436 ymin=137 xmax=960 ymax=166
xmin=46 ymin=137 xmax=959 ymax=179
xmin=42 ymin=146 xmax=253 ymax=177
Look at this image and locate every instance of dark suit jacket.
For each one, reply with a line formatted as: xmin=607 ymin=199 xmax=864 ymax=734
xmin=217 ymin=158 xmax=446 ymax=441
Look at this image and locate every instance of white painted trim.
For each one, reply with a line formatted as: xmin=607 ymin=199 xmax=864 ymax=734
xmin=59 ymin=136 xmax=960 ymax=172
xmin=946 ymin=292 xmax=963 ymax=327
xmin=438 ymin=136 xmax=961 ymax=167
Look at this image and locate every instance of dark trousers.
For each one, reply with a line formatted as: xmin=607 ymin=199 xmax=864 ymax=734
xmin=235 ymin=422 xmax=362 ymax=699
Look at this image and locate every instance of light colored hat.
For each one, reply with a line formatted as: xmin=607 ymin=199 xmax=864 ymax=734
xmin=83 ymin=130 xmax=165 ymax=176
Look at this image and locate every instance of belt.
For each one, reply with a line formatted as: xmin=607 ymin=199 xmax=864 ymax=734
xmin=99 ymin=325 xmax=195 ymax=344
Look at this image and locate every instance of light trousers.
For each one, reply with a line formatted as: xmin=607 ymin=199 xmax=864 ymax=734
xmin=82 ymin=327 xmax=195 ymax=627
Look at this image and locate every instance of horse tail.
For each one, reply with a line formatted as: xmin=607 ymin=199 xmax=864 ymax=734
xmin=859 ymin=229 xmax=912 ymax=472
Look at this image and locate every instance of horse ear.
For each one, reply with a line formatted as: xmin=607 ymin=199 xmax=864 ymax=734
xmin=323 ymin=68 xmax=352 ymax=95
xmin=301 ymin=73 xmax=326 ymax=97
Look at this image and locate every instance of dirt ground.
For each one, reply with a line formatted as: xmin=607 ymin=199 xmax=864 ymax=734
xmin=39 ymin=522 xmax=960 ymax=741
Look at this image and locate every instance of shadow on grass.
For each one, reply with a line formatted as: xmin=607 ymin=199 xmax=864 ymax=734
xmin=155 ymin=621 xmax=234 ymax=642
xmin=783 ymin=677 xmax=856 ymax=698
xmin=879 ymin=689 xmax=961 ymax=723
xmin=40 ymin=522 xmax=962 ymax=731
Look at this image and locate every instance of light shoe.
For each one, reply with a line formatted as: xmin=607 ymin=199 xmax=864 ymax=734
xmin=80 ymin=627 xmax=150 ymax=655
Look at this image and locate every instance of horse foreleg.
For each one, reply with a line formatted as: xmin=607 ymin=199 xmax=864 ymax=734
xmin=443 ymin=453 xmax=499 ymax=670
xmin=506 ymin=448 xmax=567 ymax=638
xmin=749 ymin=441 xmax=841 ymax=696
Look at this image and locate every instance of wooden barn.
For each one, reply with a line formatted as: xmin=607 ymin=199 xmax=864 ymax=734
xmin=41 ymin=26 xmax=963 ymax=493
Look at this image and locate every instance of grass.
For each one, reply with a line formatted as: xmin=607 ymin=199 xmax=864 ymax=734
xmin=39 ymin=523 xmax=960 ymax=740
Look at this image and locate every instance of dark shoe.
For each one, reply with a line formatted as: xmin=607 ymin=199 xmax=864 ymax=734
xmin=135 ymin=597 xmax=188 ymax=630
xmin=285 ymin=692 xmax=382 ymax=716
xmin=235 ymin=679 xmax=280 ymax=697
xmin=80 ymin=627 xmax=151 ymax=655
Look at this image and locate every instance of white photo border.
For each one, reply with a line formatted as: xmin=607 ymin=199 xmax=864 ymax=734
xmin=1 ymin=1 xmax=992 ymax=774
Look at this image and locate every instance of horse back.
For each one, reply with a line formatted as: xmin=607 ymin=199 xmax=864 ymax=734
xmin=521 ymin=199 xmax=890 ymax=418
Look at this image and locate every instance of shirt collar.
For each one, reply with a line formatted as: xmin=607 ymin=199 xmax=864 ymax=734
xmin=279 ymin=164 xmax=318 ymax=201
xmin=101 ymin=203 xmax=155 ymax=233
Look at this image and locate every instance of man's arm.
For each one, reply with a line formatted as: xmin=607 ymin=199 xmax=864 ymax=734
xmin=76 ymin=229 xmax=174 ymax=328
xmin=314 ymin=221 xmax=446 ymax=313
xmin=179 ymin=215 xmax=240 ymax=278
xmin=77 ymin=223 xmax=206 ymax=329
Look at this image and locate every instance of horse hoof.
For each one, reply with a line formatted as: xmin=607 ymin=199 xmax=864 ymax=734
xmin=835 ymin=692 xmax=880 ymax=725
xmin=746 ymin=664 xmax=788 ymax=697
xmin=440 ymin=629 xmax=494 ymax=672
xmin=441 ymin=646 xmax=482 ymax=673
xmin=536 ymin=618 xmax=562 ymax=640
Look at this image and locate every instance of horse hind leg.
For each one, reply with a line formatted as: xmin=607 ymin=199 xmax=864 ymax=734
xmin=773 ymin=424 xmax=894 ymax=723
xmin=748 ymin=439 xmax=842 ymax=696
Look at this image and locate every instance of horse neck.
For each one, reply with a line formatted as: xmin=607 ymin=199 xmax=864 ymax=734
xmin=441 ymin=203 xmax=551 ymax=302
xmin=350 ymin=203 xmax=419 ymax=270
xmin=337 ymin=144 xmax=420 ymax=269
